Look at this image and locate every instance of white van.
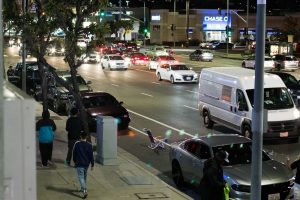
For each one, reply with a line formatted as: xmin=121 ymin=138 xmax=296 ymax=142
xmin=198 ymin=67 xmax=300 ymax=139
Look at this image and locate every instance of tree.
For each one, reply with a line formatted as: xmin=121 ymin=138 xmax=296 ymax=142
xmin=3 ymin=0 xmax=20 ymax=35
xmin=272 ymin=16 xmax=300 ymax=42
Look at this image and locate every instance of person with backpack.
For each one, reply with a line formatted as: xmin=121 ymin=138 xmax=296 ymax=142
xmin=199 ymin=150 xmax=229 ymax=200
xmin=36 ymin=110 xmax=56 ymax=167
xmin=73 ymin=131 xmax=94 ymax=199
xmin=65 ymin=107 xmax=84 ymax=166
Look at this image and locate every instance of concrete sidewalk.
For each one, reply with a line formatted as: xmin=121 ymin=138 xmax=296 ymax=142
xmin=35 ymin=103 xmax=192 ymax=200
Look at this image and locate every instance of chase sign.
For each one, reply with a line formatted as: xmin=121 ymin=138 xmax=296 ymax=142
xmin=204 ymin=16 xmax=228 ymax=22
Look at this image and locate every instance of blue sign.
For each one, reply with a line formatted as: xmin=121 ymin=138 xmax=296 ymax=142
xmin=204 ymin=16 xmax=228 ymax=22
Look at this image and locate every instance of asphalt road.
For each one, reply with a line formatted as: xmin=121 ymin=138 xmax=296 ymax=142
xmin=4 ymin=46 xmax=300 ymax=199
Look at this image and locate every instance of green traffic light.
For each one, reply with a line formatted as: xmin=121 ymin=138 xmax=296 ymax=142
xmin=144 ymin=28 xmax=148 ymax=33
xmin=100 ymin=12 xmax=105 ymax=17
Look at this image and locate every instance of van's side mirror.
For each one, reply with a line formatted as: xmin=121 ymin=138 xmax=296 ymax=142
xmin=238 ymin=102 xmax=247 ymax=111
xmin=87 ymin=80 xmax=92 ymax=84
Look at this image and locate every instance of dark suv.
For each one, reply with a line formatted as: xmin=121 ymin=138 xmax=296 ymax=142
xmin=47 ymin=70 xmax=92 ymax=113
xmin=9 ymin=62 xmax=42 ymax=100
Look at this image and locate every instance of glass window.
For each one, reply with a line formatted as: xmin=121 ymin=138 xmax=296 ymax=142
xmin=196 ymin=144 xmax=211 ymax=159
xmin=221 ymin=85 xmax=232 ymax=102
xmin=171 ymin=65 xmax=189 ymax=70
xmin=82 ymin=95 xmax=119 ymax=108
xmin=236 ymin=89 xmax=248 ymax=111
xmin=184 ymin=141 xmax=199 ymax=156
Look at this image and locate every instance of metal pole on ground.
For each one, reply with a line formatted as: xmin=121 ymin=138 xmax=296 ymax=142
xmin=0 ymin=0 xmax=4 ymax=198
xmin=250 ymin=0 xmax=266 ymax=199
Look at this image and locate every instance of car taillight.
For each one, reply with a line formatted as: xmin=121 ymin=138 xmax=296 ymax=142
xmin=161 ymin=60 xmax=166 ymax=64
xmin=144 ymin=57 xmax=149 ymax=60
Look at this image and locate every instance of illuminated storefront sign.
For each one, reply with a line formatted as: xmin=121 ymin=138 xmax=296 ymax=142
xmin=151 ymin=15 xmax=161 ymax=21
xmin=204 ymin=16 xmax=228 ymax=22
xmin=203 ymin=15 xmax=231 ymax=31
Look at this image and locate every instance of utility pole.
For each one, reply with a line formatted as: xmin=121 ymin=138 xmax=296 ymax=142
xmin=226 ymin=0 xmax=229 ymax=55
xmin=22 ymin=0 xmax=28 ymax=92
xmin=250 ymin=0 xmax=266 ymax=199
xmin=0 ymin=0 xmax=4 ymax=199
xmin=119 ymin=0 xmax=122 ymax=21
xmin=144 ymin=0 xmax=146 ymax=47
xmin=185 ymin=0 xmax=190 ymax=47
xmin=173 ymin=0 xmax=176 ymax=48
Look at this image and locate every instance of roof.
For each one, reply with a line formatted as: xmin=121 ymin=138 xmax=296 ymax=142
xmin=197 ymin=134 xmax=251 ymax=147
xmin=81 ymin=91 xmax=111 ymax=98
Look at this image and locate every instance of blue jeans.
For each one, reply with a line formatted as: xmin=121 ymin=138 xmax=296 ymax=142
xmin=76 ymin=167 xmax=88 ymax=191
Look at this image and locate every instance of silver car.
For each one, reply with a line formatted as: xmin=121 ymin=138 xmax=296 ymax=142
xmin=169 ymin=134 xmax=294 ymax=199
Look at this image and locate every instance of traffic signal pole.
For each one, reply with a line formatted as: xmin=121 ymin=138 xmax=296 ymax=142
xmin=0 ymin=0 xmax=4 ymax=199
xmin=250 ymin=0 xmax=266 ymax=199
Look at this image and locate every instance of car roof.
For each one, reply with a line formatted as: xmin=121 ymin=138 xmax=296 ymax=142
xmin=81 ymin=91 xmax=112 ymax=98
xmin=194 ymin=134 xmax=251 ymax=147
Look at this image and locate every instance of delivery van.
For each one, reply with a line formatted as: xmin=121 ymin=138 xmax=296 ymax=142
xmin=198 ymin=67 xmax=300 ymax=139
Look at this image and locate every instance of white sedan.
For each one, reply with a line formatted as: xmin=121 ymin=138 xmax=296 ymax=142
xmin=100 ymin=54 xmax=129 ymax=70
xmin=148 ymin=55 xmax=177 ymax=70
xmin=242 ymin=56 xmax=275 ymax=70
xmin=156 ymin=63 xmax=198 ymax=84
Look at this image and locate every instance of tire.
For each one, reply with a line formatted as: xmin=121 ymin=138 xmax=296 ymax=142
xmin=157 ymin=73 xmax=162 ymax=81
xmin=172 ymin=162 xmax=184 ymax=187
xmin=242 ymin=124 xmax=252 ymax=139
xmin=242 ymin=62 xmax=246 ymax=68
xmin=101 ymin=63 xmax=104 ymax=69
xmin=170 ymin=75 xmax=175 ymax=84
xmin=203 ymin=110 xmax=214 ymax=128
xmin=53 ymin=99 xmax=61 ymax=113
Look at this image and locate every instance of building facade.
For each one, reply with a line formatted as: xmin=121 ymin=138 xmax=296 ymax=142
xmin=150 ymin=9 xmax=300 ymax=44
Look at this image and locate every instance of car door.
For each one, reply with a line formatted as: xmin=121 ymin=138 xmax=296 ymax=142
xmin=159 ymin=64 xmax=169 ymax=80
xmin=102 ymin=55 xmax=109 ymax=68
xmin=191 ymin=143 xmax=212 ymax=182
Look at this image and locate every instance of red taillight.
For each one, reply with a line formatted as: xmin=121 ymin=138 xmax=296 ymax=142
xmin=144 ymin=57 xmax=149 ymax=60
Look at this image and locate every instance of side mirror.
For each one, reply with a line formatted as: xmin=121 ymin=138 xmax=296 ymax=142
xmin=119 ymin=101 xmax=124 ymax=105
xmin=87 ymin=80 xmax=92 ymax=84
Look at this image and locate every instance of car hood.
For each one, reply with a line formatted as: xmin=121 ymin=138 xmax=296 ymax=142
xmin=268 ymin=108 xmax=299 ymax=121
xmin=173 ymin=70 xmax=197 ymax=76
xmin=224 ymin=160 xmax=293 ymax=186
xmin=86 ymin=105 xmax=128 ymax=117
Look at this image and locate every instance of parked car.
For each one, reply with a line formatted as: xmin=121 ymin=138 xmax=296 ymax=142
xmin=81 ymin=92 xmax=131 ymax=131
xmin=100 ymin=54 xmax=129 ymax=70
xmin=18 ymin=47 xmax=32 ymax=57
xmin=214 ymin=42 xmax=234 ymax=49
xmin=272 ymin=54 xmax=299 ymax=71
xmin=47 ymin=70 xmax=92 ymax=113
xmin=148 ymin=55 xmax=177 ymax=70
xmin=269 ymin=71 xmax=300 ymax=106
xmin=126 ymin=52 xmax=149 ymax=66
xmin=163 ymin=46 xmax=174 ymax=55
xmin=169 ymin=134 xmax=294 ymax=199
xmin=145 ymin=46 xmax=169 ymax=58
xmin=199 ymin=40 xmax=220 ymax=49
xmin=242 ymin=55 xmax=275 ymax=70
xmin=156 ymin=63 xmax=198 ymax=84
xmin=189 ymin=49 xmax=213 ymax=61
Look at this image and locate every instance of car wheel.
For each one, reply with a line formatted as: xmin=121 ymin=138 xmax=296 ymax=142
xmin=172 ymin=161 xmax=184 ymax=187
xmin=101 ymin=63 xmax=104 ymax=69
xmin=276 ymin=64 xmax=281 ymax=71
xmin=53 ymin=99 xmax=61 ymax=113
xmin=108 ymin=65 xmax=112 ymax=71
xmin=203 ymin=110 xmax=214 ymax=128
xmin=242 ymin=124 xmax=252 ymax=139
xmin=157 ymin=73 xmax=162 ymax=81
xmin=242 ymin=62 xmax=246 ymax=68
xmin=170 ymin=75 xmax=175 ymax=84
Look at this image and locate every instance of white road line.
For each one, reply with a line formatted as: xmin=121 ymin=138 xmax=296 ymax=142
xmin=127 ymin=109 xmax=194 ymax=137
xmin=140 ymin=93 xmax=153 ymax=97
xmin=129 ymin=126 xmax=171 ymax=147
xmin=186 ymin=90 xmax=198 ymax=94
xmin=133 ymin=68 xmax=154 ymax=74
xmin=151 ymin=82 xmax=160 ymax=85
xmin=85 ymin=76 xmax=96 ymax=80
xmin=111 ymin=84 xmax=119 ymax=87
xmin=183 ymin=105 xmax=198 ymax=111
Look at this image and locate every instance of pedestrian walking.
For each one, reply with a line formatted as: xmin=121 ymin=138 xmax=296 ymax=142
xmin=7 ymin=65 xmax=14 ymax=77
xmin=287 ymin=155 xmax=300 ymax=199
xmin=199 ymin=150 xmax=229 ymax=200
xmin=65 ymin=107 xmax=84 ymax=166
xmin=73 ymin=131 xmax=94 ymax=199
xmin=36 ymin=110 xmax=56 ymax=167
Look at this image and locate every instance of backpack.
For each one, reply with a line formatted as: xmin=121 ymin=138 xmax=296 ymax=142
xmin=39 ymin=126 xmax=54 ymax=143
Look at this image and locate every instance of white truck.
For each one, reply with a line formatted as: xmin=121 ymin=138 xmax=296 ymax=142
xmin=198 ymin=67 xmax=300 ymax=139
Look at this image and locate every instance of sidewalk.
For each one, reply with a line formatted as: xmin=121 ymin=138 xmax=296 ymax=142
xmin=35 ymin=103 xmax=192 ymax=200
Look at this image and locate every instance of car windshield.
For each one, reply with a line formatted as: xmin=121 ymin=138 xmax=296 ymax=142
xmin=110 ymin=56 xmax=123 ymax=60
xmin=82 ymin=95 xmax=119 ymax=108
xmin=246 ymin=88 xmax=294 ymax=110
xmin=62 ymin=75 xmax=86 ymax=85
xmin=285 ymin=56 xmax=297 ymax=61
xmin=156 ymin=47 xmax=164 ymax=51
xmin=212 ymin=142 xmax=270 ymax=166
xmin=171 ymin=65 xmax=189 ymax=70
xmin=265 ymin=57 xmax=273 ymax=61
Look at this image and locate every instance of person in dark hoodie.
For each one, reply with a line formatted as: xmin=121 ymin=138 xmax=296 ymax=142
xmin=36 ymin=110 xmax=56 ymax=167
xmin=199 ymin=150 xmax=229 ymax=200
xmin=65 ymin=107 xmax=83 ymax=166
xmin=73 ymin=131 xmax=94 ymax=199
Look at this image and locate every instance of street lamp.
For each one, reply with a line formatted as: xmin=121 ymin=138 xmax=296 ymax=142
xmin=186 ymin=0 xmax=190 ymax=47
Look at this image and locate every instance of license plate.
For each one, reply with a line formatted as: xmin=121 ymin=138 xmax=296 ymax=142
xmin=186 ymin=77 xmax=191 ymax=80
xmin=280 ymin=132 xmax=288 ymax=137
xmin=268 ymin=193 xmax=280 ymax=200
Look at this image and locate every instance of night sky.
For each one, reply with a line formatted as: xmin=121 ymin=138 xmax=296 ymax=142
xmin=109 ymin=0 xmax=300 ymax=12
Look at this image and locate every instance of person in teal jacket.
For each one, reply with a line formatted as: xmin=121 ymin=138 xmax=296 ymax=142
xmin=36 ymin=110 xmax=56 ymax=167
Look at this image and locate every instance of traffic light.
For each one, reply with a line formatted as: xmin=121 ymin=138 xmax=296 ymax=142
xmin=144 ymin=28 xmax=148 ymax=33
xmin=225 ymin=25 xmax=232 ymax=36
xmin=99 ymin=10 xmax=105 ymax=17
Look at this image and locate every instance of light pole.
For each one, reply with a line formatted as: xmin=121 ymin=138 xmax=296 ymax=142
xmin=186 ymin=0 xmax=190 ymax=47
xmin=173 ymin=0 xmax=176 ymax=47
xmin=0 ymin=0 xmax=4 ymax=198
xmin=143 ymin=0 xmax=146 ymax=47
xmin=226 ymin=0 xmax=229 ymax=55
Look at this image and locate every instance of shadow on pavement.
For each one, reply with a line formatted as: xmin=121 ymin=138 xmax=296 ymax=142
xmin=46 ymin=186 xmax=82 ymax=198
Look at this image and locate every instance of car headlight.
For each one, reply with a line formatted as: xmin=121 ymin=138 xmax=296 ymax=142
xmin=293 ymin=109 xmax=300 ymax=118
xmin=61 ymin=48 xmax=65 ymax=53
xmin=123 ymin=114 xmax=129 ymax=118
xmin=231 ymin=184 xmax=251 ymax=193
xmin=289 ymin=177 xmax=295 ymax=187
xmin=193 ymin=74 xmax=198 ymax=78
xmin=50 ymin=48 xmax=55 ymax=53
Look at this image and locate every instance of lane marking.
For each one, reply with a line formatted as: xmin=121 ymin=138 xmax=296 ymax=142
xmin=128 ymin=109 xmax=194 ymax=137
xmin=132 ymin=68 xmax=154 ymax=74
xmin=112 ymin=84 xmax=119 ymax=87
xmin=183 ymin=105 xmax=198 ymax=111
xmin=151 ymin=82 xmax=160 ymax=85
xmin=129 ymin=126 xmax=171 ymax=147
xmin=140 ymin=93 xmax=153 ymax=97
xmin=186 ymin=90 xmax=198 ymax=94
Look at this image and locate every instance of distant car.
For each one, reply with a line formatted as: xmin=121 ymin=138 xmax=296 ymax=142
xmin=47 ymin=45 xmax=65 ymax=56
xmin=18 ymin=47 xmax=31 ymax=57
xmin=125 ymin=42 xmax=139 ymax=52
xmin=127 ymin=52 xmax=149 ymax=66
xmin=156 ymin=63 xmax=198 ymax=84
xmin=199 ymin=40 xmax=220 ymax=49
xmin=214 ymin=42 xmax=234 ymax=49
xmin=242 ymin=56 xmax=275 ymax=70
xmin=163 ymin=46 xmax=174 ymax=55
xmin=148 ymin=55 xmax=177 ymax=70
xmin=272 ymin=54 xmax=299 ymax=71
xmin=100 ymin=54 xmax=129 ymax=70
xmin=169 ymin=134 xmax=294 ymax=199
xmin=82 ymin=92 xmax=131 ymax=132
xmin=189 ymin=49 xmax=213 ymax=61
xmin=81 ymin=53 xmax=100 ymax=64
xmin=145 ymin=46 xmax=169 ymax=58
xmin=269 ymin=71 xmax=300 ymax=106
